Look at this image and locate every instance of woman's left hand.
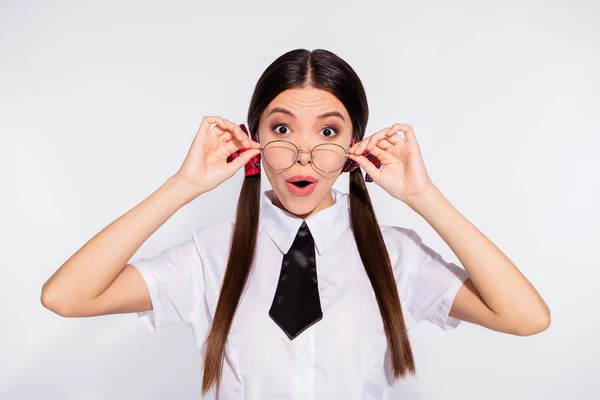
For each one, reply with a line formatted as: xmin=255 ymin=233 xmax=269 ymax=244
xmin=347 ymin=123 xmax=436 ymax=206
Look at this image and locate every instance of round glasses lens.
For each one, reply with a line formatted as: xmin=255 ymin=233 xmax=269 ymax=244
xmin=312 ymin=143 xmax=347 ymax=172
xmin=262 ymin=141 xmax=298 ymax=170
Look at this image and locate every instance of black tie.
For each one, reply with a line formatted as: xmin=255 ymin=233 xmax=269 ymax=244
xmin=269 ymin=221 xmax=323 ymax=340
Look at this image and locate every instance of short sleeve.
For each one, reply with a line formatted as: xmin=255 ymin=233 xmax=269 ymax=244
xmin=404 ymin=229 xmax=470 ymax=331
xmin=129 ymin=230 xmax=205 ymax=332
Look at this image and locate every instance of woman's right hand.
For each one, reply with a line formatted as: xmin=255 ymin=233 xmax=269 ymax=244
xmin=172 ymin=116 xmax=262 ymax=197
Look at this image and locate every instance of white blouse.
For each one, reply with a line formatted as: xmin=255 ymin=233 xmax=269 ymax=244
xmin=130 ymin=188 xmax=470 ymax=400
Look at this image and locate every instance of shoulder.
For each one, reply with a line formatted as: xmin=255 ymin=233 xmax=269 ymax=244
xmin=378 ymin=224 xmax=419 ymax=250
xmin=193 ymin=220 xmax=235 ymax=242
xmin=191 ymin=221 xmax=236 ymax=262
xmin=192 ymin=220 xmax=271 ymax=263
xmin=377 ymin=224 xmax=429 ymax=280
xmin=376 ymin=224 xmax=415 ymax=270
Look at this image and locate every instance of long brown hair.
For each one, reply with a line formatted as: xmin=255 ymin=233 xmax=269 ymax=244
xmin=201 ymin=48 xmax=416 ymax=395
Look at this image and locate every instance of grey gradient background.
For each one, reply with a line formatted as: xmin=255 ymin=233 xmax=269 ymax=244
xmin=1 ymin=0 xmax=598 ymax=399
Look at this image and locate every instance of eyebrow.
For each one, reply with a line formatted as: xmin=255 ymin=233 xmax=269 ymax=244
xmin=267 ymin=107 xmax=346 ymax=123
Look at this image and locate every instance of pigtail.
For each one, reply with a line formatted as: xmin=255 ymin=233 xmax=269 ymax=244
xmin=201 ymin=173 xmax=261 ymax=395
xmin=349 ymin=168 xmax=416 ymax=377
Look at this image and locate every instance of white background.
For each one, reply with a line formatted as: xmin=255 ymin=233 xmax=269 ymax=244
xmin=1 ymin=0 xmax=598 ymax=399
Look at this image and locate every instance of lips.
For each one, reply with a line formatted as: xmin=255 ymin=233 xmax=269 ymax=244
xmin=286 ymin=175 xmax=318 ymax=185
xmin=285 ymin=175 xmax=318 ymax=196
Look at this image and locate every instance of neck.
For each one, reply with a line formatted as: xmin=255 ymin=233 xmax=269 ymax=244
xmin=272 ymin=190 xmax=335 ymax=219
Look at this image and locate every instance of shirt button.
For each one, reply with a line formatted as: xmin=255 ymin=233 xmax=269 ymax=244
xmin=300 ymin=345 xmax=309 ymax=355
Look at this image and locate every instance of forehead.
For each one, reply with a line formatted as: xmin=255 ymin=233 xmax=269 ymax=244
xmin=264 ymin=87 xmax=349 ymax=120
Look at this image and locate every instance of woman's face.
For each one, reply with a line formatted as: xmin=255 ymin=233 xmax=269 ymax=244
xmin=258 ymin=87 xmax=353 ymax=219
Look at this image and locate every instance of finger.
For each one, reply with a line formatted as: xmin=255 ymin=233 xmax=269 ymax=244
xmin=219 ymin=131 xmax=262 ymax=158
xmin=348 ymin=140 xmax=359 ymax=153
xmin=375 ymin=138 xmax=393 ymax=150
xmin=388 ymin=123 xmax=422 ymax=154
xmin=384 ymin=129 xmax=406 ymax=145
xmin=238 ymin=124 xmax=261 ymax=149
xmin=223 ymin=134 xmax=261 ymax=155
xmin=359 ymin=137 xmax=404 ymax=166
xmin=351 ymin=127 xmax=390 ymax=155
xmin=219 ymin=131 xmax=233 ymax=143
xmin=387 ymin=123 xmax=413 ymax=134
xmin=204 ymin=125 xmax=237 ymax=151
xmin=366 ymin=127 xmax=396 ymax=153
xmin=200 ymin=116 xmax=228 ymax=136
xmin=365 ymin=143 xmax=394 ymax=163
xmin=207 ymin=123 xmax=232 ymax=143
xmin=223 ymin=138 xmax=241 ymax=155
xmin=365 ymin=144 xmax=384 ymax=157
xmin=221 ymin=118 xmax=260 ymax=149
xmin=239 ymin=124 xmax=261 ymax=148
xmin=347 ymin=153 xmax=381 ymax=183
xmin=350 ymin=137 xmax=371 ymax=155
xmin=207 ymin=124 xmax=230 ymax=141
xmin=219 ymin=118 xmax=249 ymax=147
xmin=205 ymin=118 xmax=237 ymax=146
xmin=403 ymin=129 xmax=418 ymax=146
xmin=226 ymin=148 xmax=261 ymax=179
xmin=215 ymin=116 xmax=229 ymax=131
xmin=386 ymin=123 xmax=418 ymax=142
xmin=349 ymin=135 xmax=367 ymax=153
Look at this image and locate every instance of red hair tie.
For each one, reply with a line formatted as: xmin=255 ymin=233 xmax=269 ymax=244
xmin=226 ymin=124 xmax=381 ymax=182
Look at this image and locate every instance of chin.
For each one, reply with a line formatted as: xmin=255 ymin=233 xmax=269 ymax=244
xmin=273 ymin=184 xmax=324 ymax=216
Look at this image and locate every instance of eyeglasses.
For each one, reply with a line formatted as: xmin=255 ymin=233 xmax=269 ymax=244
xmin=258 ymin=140 xmax=351 ymax=173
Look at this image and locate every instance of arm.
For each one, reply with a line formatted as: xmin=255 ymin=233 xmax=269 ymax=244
xmin=41 ymin=175 xmax=199 ymax=317
xmin=406 ymin=185 xmax=551 ymax=336
xmin=40 ymin=116 xmax=259 ymax=318
xmin=348 ymin=122 xmax=550 ymax=336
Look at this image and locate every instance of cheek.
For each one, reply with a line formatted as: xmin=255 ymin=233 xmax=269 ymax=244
xmin=262 ymin=164 xmax=282 ymax=182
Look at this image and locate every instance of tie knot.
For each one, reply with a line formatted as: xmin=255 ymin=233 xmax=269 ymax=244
xmin=297 ymin=221 xmax=312 ymax=238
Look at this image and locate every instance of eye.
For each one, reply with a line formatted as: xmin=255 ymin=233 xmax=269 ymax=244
xmin=271 ymin=124 xmax=339 ymax=139
xmin=272 ymin=124 xmax=291 ymax=135
xmin=319 ymin=126 xmax=339 ymax=138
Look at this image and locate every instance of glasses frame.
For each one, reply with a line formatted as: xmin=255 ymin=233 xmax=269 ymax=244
xmin=258 ymin=139 xmax=351 ymax=173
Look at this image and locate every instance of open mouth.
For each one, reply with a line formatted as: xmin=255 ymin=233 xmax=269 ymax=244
xmin=285 ymin=175 xmax=318 ymax=196
xmin=290 ymin=180 xmax=314 ymax=188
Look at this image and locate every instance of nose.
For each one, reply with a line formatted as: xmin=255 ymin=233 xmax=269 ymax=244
xmin=296 ymin=148 xmax=312 ymax=166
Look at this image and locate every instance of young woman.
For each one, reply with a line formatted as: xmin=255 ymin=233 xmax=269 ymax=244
xmin=41 ymin=48 xmax=550 ymax=399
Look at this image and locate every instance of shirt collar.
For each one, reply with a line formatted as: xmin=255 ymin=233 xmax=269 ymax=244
xmin=259 ymin=188 xmax=351 ymax=256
